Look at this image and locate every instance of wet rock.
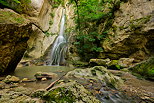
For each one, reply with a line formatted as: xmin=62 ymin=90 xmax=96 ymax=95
xmin=66 ymin=66 xmax=123 ymax=89
xmin=3 ymin=75 xmax=20 ymax=84
xmin=34 ymin=72 xmax=58 ymax=80
xmin=41 ymin=78 xmax=47 ymax=81
xmin=21 ymin=78 xmax=35 ymax=82
xmin=43 ymin=81 xmax=101 ymax=103
xmin=89 ymin=58 xmax=110 ymax=66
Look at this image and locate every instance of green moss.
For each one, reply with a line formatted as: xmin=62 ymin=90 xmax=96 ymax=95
xmin=72 ymin=60 xmax=88 ymax=67
xmin=0 ymin=0 xmax=32 ymax=14
xmin=52 ymin=0 xmax=64 ymax=8
xmin=49 ymin=20 xmax=53 ymax=25
xmin=130 ymin=57 xmax=154 ymax=80
xmin=108 ymin=60 xmax=123 ymax=70
xmin=31 ymin=90 xmax=46 ymax=98
xmin=0 ymin=10 xmax=26 ymax=24
xmin=91 ymin=69 xmax=96 ymax=76
xmin=43 ymin=87 xmax=76 ymax=103
xmin=50 ymin=12 xmax=55 ymax=18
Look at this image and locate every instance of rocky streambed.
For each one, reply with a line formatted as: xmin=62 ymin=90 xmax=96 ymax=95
xmin=0 ymin=66 xmax=153 ymax=103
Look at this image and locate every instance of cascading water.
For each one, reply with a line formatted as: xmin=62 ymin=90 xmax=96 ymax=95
xmin=50 ymin=9 xmax=67 ymax=65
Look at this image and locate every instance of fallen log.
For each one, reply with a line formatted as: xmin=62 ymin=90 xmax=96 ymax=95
xmin=45 ymin=74 xmax=66 ymax=91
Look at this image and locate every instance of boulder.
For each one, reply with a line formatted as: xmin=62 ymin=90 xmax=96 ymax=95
xmin=89 ymin=58 xmax=110 ymax=66
xmin=43 ymin=81 xmax=101 ymax=103
xmin=34 ymin=72 xmax=58 ymax=80
xmin=107 ymin=58 xmax=134 ymax=70
xmin=66 ymin=66 xmax=123 ymax=89
xmin=3 ymin=75 xmax=20 ymax=83
xmin=0 ymin=9 xmax=32 ymax=74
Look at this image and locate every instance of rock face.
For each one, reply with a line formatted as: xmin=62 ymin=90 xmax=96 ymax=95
xmin=0 ymin=9 xmax=32 ymax=74
xmin=101 ymin=0 xmax=154 ymax=62
xmin=24 ymin=0 xmax=75 ymax=59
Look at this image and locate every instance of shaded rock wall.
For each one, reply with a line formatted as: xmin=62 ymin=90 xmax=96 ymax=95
xmin=0 ymin=9 xmax=32 ymax=74
xmin=100 ymin=0 xmax=154 ymax=62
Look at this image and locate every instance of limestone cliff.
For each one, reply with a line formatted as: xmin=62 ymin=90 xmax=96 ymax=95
xmin=24 ymin=0 xmax=75 ymax=59
xmin=101 ymin=0 xmax=154 ymax=62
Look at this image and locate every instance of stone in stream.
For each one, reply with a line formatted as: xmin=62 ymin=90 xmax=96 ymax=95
xmin=21 ymin=78 xmax=35 ymax=82
xmin=34 ymin=72 xmax=58 ymax=80
xmin=41 ymin=77 xmax=47 ymax=81
xmin=3 ymin=75 xmax=20 ymax=84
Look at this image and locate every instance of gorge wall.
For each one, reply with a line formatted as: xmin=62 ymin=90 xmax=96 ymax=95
xmin=70 ymin=0 xmax=154 ymax=63
xmin=100 ymin=0 xmax=154 ymax=62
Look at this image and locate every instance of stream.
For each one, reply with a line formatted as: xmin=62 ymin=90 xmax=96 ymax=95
xmin=10 ymin=66 xmax=135 ymax=103
xmin=11 ymin=66 xmax=74 ymax=89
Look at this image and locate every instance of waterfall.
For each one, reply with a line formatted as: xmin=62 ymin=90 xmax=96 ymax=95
xmin=50 ymin=9 xmax=67 ymax=66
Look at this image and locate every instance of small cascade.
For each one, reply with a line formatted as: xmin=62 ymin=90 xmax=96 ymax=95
xmin=50 ymin=9 xmax=67 ymax=65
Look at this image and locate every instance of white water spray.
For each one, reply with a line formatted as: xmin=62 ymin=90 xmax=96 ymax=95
xmin=50 ymin=9 xmax=67 ymax=65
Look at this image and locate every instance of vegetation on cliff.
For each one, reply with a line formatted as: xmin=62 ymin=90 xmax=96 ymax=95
xmin=69 ymin=0 xmax=123 ymax=61
xmin=0 ymin=0 xmax=31 ymax=14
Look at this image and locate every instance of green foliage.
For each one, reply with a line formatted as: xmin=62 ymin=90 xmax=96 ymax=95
xmin=51 ymin=0 xmax=65 ymax=8
xmin=44 ymin=31 xmax=56 ymax=37
xmin=0 ymin=10 xmax=25 ymax=24
xmin=70 ymin=0 xmax=121 ymax=61
xmin=13 ymin=0 xmax=21 ymax=4
xmin=0 ymin=0 xmax=31 ymax=14
xmin=49 ymin=20 xmax=53 ymax=25
xmin=50 ymin=12 xmax=55 ymax=18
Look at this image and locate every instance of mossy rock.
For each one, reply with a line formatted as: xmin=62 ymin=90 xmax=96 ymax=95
xmin=72 ymin=60 xmax=89 ymax=67
xmin=89 ymin=58 xmax=110 ymax=67
xmin=43 ymin=81 xmax=100 ymax=103
xmin=43 ymin=87 xmax=76 ymax=103
xmin=108 ymin=60 xmax=123 ymax=70
xmin=66 ymin=66 xmax=123 ymax=89
xmin=129 ymin=57 xmax=154 ymax=80
xmin=0 ymin=9 xmax=28 ymax=24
